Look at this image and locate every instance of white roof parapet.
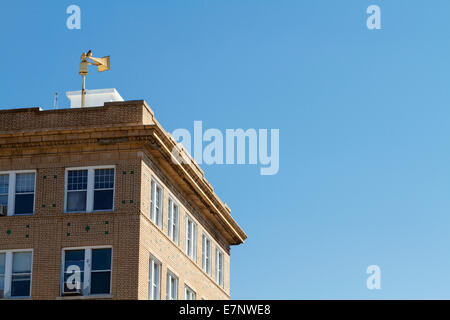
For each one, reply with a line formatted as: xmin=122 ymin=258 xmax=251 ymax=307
xmin=66 ymin=88 xmax=123 ymax=108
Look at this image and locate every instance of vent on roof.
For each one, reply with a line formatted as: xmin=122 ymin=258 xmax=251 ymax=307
xmin=66 ymin=88 xmax=123 ymax=108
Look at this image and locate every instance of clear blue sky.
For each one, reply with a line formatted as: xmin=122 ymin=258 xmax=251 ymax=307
xmin=1 ymin=0 xmax=450 ymax=299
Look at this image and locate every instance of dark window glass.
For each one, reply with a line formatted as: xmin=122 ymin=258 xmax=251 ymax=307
xmin=11 ymin=275 xmax=31 ymax=297
xmin=94 ymin=169 xmax=114 ymax=189
xmin=93 ymin=190 xmax=113 ymax=211
xmin=0 ymin=253 xmax=5 ymax=298
xmin=91 ymin=248 xmax=111 ymax=295
xmin=11 ymin=252 xmax=32 ymax=297
xmin=15 ymin=173 xmax=35 ymax=215
xmin=90 ymin=271 xmax=111 ymax=294
xmin=0 ymin=174 xmax=8 ymax=194
xmin=14 ymin=194 xmax=34 ymax=215
xmin=92 ymin=249 xmax=112 ymax=270
xmin=93 ymin=169 xmax=114 ymax=211
xmin=0 ymin=175 xmax=9 ymax=211
xmin=67 ymin=170 xmax=88 ymax=191
xmin=65 ymin=250 xmax=84 ymax=263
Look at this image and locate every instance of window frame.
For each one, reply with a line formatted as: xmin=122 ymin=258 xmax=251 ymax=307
xmin=150 ymin=178 xmax=163 ymax=228
xmin=148 ymin=255 xmax=161 ymax=300
xmin=202 ymin=233 xmax=212 ymax=275
xmin=215 ymin=248 xmax=224 ymax=287
xmin=184 ymin=284 xmax=196 ymax=300
xmin=0 ymin=170 xmax=36 ymax=216
xmin=64 ymin=166 xmax=115 ymax=214
xmin=0 ymin=249 xmax=33 ymax=299
xmin=166 ymin=270 xmax=178 ymax=300
xmin=167 ymin=197 xmax=179 ymax=244
xmin=185 ymin=215 xmax=197 ymax=261
xmin=60 ymin=246 xmax=113 ymax=297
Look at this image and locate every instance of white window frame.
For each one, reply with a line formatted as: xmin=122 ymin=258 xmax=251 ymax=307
xmin=0 ymin=249 xmax=33 ymax=299
xmin=167 ymin=197 xmax=179 ymax=244
xmin=215 ymin=248 xmax=224 ymax=287
xmin=64 ymin=166 xmax=115 ymax=213
xmin=148 ymin=255 xmax=161 ymax=300
xmin=184 ymin=285 xmax=196 ymax=300
xmin=166 ymin=270 xmax=178 ymax=300
xmin=0 ymin=170 xmax=36 ymax=216
xmin=60 ymin=246 xmax=113 ymax=297
xmin=202 ymin=233 xmax=212 ymax=275
xmin=150 ymin=178 xmax=163 ymax=227
xmin=185 ymin=215 xmax=197 ymax=261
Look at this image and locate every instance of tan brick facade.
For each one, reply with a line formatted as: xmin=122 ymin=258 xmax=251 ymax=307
xmin=0 ymin=101 xmax=246 ymax=300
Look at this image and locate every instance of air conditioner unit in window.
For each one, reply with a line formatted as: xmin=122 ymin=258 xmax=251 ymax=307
xmin=0 ymin=205 xmax=7 ymax=216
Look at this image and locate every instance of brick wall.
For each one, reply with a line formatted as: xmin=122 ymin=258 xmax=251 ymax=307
xmin=138 ymin=156 xmax=231 ymax=300
xmin=0 ymin=102 xmax=241 ymax=300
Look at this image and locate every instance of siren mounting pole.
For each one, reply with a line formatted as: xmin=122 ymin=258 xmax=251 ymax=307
xmin=79 ymin=51 xmax=89 ymax=108
xmin=81 ymin=75 xmax=86 ymax=108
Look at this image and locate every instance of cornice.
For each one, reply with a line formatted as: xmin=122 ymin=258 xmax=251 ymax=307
xmin=0 ymin=124 xmax=247 ymax=245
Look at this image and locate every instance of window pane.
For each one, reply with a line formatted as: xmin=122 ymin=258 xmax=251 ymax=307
xmin=63 ymin=271 xmax=84 ymax=292
xmin=0 ymin=253 xmax=4 ymax=296
xmin=67 ymin=191 xmax=87 ymax=212
xmin=0 ymin=275 xmax=4 ymax=298
xmin=92 ymin=249 xmax=111 ymax=270
xmin=14 ymin=194 xmax=34 ymax=215
xmin=94 ymin=169 xmax=114 ymax=189
xmin=90 ymin=271 xmax=111 ymax=294
xmin=93 ymin=190 xmax=113 ymax=211
xmin=0 ymin=195 xmax=7 ymax=206
xmin=150 ymin=181 xmax=155 ymax=219
xmin=149 ymin=259 xmax=160 ymax=300
xmin=68 ymin=170 xmax=88 ymax=191
xmin=171 ymin=278 xmax=177 ymax=299
xmin=64 ymin=250 xmax=84 ymax=293
xmin=11 ymin=252 xmax=32 ymax=297
xmin=64 ymin=250 xmax=85 ymax=270
xmin=14 ymin=171 xmax=35 ymax=215
xmin=11 ymin=275 xmax=31 ymax=297
xmin=0 ymin=253 xmax=5 ymax=274
xmin=16 ymin=173 xmax=35 ymax=193
xmin=13 ymin=252 xmax=32 ymax=273
xmin=0 ymin=174 xmax=8 ymax=194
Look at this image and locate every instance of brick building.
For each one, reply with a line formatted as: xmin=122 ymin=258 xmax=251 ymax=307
xmin=0 ymin=92 xmax=246 ymax=300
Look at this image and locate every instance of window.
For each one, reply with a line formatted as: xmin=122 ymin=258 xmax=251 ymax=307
xmin=62 ymin=247 xmax=112 ymax=296
xmin=91 ymin=248 xmax=112 ymax=294
xmin=185 ymin=216 xmax=197 ymax=260
xmin=65 ymin=167 xmax=115 ymax=213
xmin=0 ymin=253 xmax=4 ymax=298
xmin=0 ymin=250 xmax=33 ymax=298
xmin=0 ymin=171 xmax=35 ymax=216
xmin=168 ymin=198 xmax=179 ymax=244
xmin=148 ymin=256 xmax=161 ymax=300
xmin=0 ymin=175 xmax=8 ymax=211
xmin=66 ymin=170 xmax=87 ymax=212
xmin=202 ymin=234 xmax=212 ymax=275
xmin=150 ymin=179 xmax=163 ymax=227
xmin=184 ymin=285 xmax=196 ymax=300
xmin=94 ymin=169 xmax=115 ymax=211
xmin=215 ymin=248 xmax=224 ymax=287
xmin=63 ymin=250 xmax=84 ymax=294
xmin=15 ymin=173 xmax=36 ymax=215
xmin=166 ymin=271 xmax=178 ymax=300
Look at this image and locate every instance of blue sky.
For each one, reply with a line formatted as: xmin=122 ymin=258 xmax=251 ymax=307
xmin=1 ymin=0 xmax=450 ymax=299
